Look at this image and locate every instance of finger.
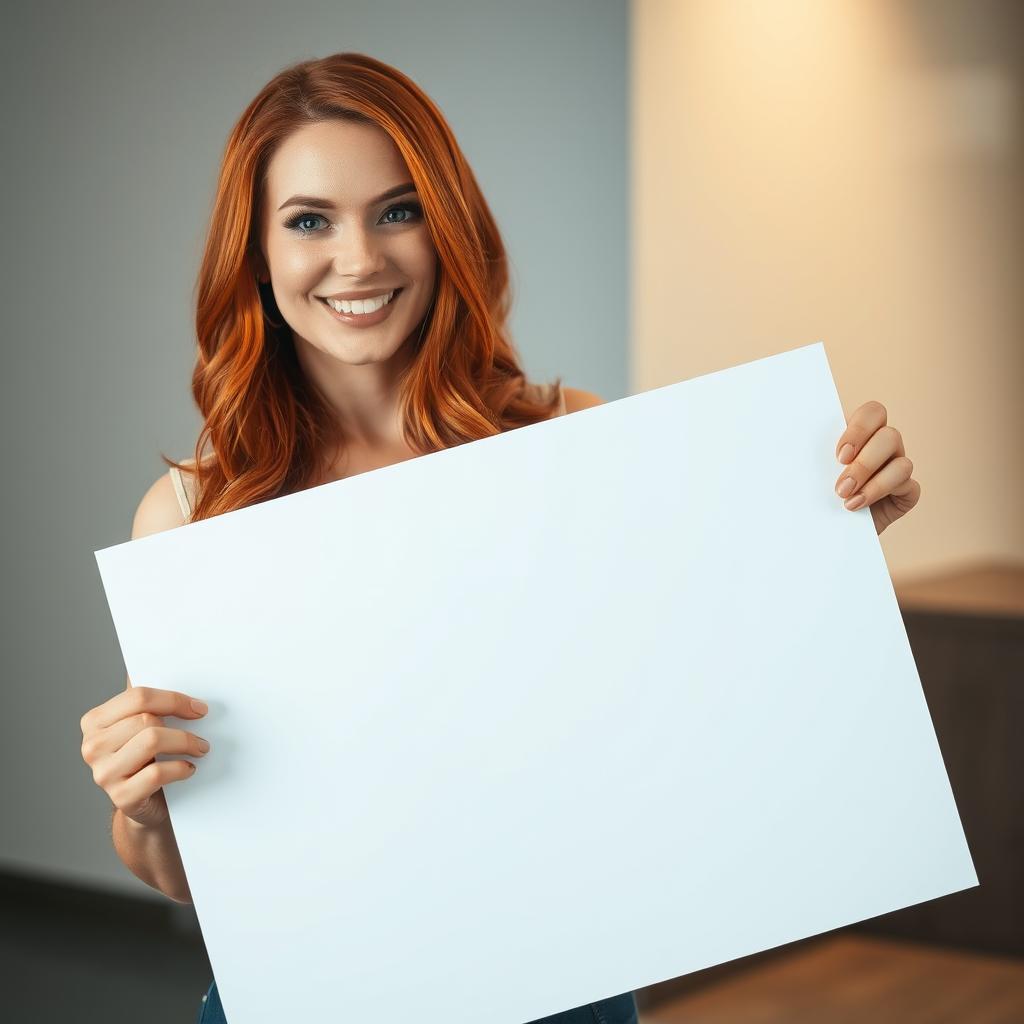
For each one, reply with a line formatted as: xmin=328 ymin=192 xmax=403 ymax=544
xmin=835 ymin=425 xmax=905 ymax=500
xmin=108 ymin=760 xmax=199 ymax=816
xmin=842 ymin=455 xmax=914 ymax=512
xmin=870 ymin=475 xmax=923 ymax=533
xmin=836 ymin=400 xmax=888 ymax=464
xmin=81 ymin=711 xmax=166 ymax=766
xmin=81 ymin=686 xmax=207 ymax=735
xmin=91 ymin=725 xmax=211 ymax=790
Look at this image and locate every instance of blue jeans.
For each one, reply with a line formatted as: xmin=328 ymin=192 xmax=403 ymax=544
xmin=196 ymin=978 xmax=639 ymax=1023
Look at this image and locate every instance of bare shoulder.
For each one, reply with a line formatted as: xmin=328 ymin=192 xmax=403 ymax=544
xmin=121 ymin=470 xmax=192 ymax=690
xmin=562 ymin=386 xmax=605 ymax=413
xmin=131 ymin=471 xmax=188 ymax=539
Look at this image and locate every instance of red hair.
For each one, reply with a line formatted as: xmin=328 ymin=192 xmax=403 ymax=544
xmin=164 ymin=52 xmax=562 ymax=521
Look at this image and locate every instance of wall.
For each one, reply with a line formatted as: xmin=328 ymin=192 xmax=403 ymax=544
xmin=632 ymin=0 xmax=1024 ymax=580
xmin=0 ymin=0 xmax=628 ymax=897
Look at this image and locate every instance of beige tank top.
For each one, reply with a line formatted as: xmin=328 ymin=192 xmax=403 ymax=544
xmin=168 ymin=383 xmax=567 ymax=523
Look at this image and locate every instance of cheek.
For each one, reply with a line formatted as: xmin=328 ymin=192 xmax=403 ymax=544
xmin=395 ymin=233 xmax=438 ymax=280
xmin=267 ymin=240 xmax=322 ymax=286
xmin=286 ymin=249 xmax=323 ymax=282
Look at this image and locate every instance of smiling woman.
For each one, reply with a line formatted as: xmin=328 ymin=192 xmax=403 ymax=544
xmin=165 ymin=51 xmax=574 ymax=521
xmin=87 ymin=50 xmax=636 ymax=1024
xmin=251 ymin=117 xmax=440 ymax=415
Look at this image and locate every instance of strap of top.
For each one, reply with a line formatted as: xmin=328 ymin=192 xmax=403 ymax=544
xmin=167 ymin=383 xmax=565 ymax=523
xmin=168 ymin=466 xmax=192 ymax=522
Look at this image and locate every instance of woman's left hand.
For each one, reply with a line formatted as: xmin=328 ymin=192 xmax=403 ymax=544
xmin=834 ymin=401 xmax=921 ymax=535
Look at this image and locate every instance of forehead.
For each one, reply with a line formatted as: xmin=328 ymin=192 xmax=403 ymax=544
xmin=263 ymin=119 xmax=411 ymax=206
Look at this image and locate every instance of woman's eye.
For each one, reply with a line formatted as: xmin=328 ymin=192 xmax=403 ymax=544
xmin=286 ymin=213 xmax=328 ymax=234
xmin=284 ymin=202 xmax=421 ymax=236
xmin=380 ymin=202 xmax=422 ymax=226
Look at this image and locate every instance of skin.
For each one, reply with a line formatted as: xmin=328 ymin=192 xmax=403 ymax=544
xmin=831 ymin=400 xmax=921 ymax=536
xmin=80 ymin=118 xmax=922 ymax=899
xmin=252 ymin=118 xmax=440 ymax=478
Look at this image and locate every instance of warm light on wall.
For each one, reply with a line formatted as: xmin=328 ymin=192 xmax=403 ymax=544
xmin=632 ymin=0 xmax=1023 ymax=578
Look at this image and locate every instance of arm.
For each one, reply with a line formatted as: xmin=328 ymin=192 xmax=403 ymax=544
xmin=109 ymin=472 xmax=195 ymax=904
xmin=112 ymin=783 xmax=192 ymax=904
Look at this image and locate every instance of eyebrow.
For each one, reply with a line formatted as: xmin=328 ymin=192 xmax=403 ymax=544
xmin=277 ymin=182 xmax=417 ymax=212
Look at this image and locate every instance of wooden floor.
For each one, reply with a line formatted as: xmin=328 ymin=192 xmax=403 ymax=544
xmin=640 ymin=935 xmax=1024 ymax=1024
xmin=5 ymin=870 xmax=1023 ymax=1022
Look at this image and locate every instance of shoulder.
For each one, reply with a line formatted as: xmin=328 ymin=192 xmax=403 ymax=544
xmin=132 ymin=455 xmax=213 ymax=537
xmin=561 ymin=386 xmax=605 ymax=413
xmin=131 ymin=472 xmax=189 ymax=539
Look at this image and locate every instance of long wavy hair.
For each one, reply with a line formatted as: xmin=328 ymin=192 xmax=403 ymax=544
xmin=163 ymin=52 xmax=562 ymax=521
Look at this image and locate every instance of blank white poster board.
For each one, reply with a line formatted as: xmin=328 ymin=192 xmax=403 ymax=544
xmin=94 ymin=342 xmax=976 ymax=1023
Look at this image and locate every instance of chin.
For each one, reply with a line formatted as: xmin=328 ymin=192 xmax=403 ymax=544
xmin=318 ymin=333 xmax=414 ymax=368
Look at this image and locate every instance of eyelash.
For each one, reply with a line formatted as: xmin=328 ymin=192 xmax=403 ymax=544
xmin=283 ymin=202 xmax=423 ymax=236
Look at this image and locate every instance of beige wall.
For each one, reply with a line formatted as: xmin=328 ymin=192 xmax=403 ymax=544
xmin=631 ymin=0 xmax=1023 ymax=582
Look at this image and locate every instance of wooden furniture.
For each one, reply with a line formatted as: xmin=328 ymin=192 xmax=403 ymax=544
xmin=852 ymin=561 xmax=1024 ymax=956
xmin=641 ymin=934 xmax=1024 ymax=1024
xmin=634 ymin=561 xmax=1023 ymax=1017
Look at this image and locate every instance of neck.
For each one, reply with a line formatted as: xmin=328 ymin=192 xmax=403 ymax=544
xmin=293 ymin=334 xmax=416 ymax=448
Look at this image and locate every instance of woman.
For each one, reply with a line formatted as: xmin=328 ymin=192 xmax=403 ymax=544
xmin=79 ymin=52 xmax=921 ymax=1023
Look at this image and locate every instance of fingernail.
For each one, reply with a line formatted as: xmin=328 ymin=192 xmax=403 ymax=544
xmin=838 ymin=443 xmax=855 ymax=463
xmin=190 ymin=699 xmax=208 ymax=715
xmin=844 ymin=493 xmax=866 ymax=510
xmin=836 ymin=477 xmax=856 ymax=498
xmin=197 ymin=738 xmax=211 ymax=753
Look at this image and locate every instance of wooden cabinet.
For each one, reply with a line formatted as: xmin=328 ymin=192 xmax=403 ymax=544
xmin=636 ymin=562 xmax=1024 ymax=1016
xmin=853 ymin=562 xmax=1024 ymax=955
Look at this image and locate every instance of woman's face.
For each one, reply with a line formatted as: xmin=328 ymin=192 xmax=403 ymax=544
xmin=256 ymin=119 xmax=438 ymax=370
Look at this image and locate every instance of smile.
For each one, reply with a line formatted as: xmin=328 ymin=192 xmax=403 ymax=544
xmin=323 ymin=290 xmax=396 ymax=315
xmin=318 ymin=289 xmax=402 ymax=327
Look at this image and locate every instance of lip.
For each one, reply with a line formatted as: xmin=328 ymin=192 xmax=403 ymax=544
xmin=319 ymin=289 xmax=402 ymax=328
xmin=320 ymin=287 xmax=402 ymax=301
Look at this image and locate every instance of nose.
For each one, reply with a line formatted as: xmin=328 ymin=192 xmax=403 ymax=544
xmin=331 ymin=221 xmax=388 ymax=279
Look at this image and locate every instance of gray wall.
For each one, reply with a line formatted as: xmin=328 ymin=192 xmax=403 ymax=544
xmin=0 ymin=0 xmax=628 ymax=898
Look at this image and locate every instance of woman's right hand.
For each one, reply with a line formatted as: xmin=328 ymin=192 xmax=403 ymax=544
xmin=80 ymin=686 xmax=210 ymax=830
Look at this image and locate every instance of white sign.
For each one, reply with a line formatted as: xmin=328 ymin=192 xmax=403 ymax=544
xmin=95 ymin=342 xmax=976 ymax=1023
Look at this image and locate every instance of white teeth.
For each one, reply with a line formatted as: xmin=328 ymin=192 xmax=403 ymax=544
xmin=325 ymin=290 xmax=395 ymax=315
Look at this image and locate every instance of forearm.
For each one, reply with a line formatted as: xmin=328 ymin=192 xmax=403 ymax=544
xmin=111 ymin=809 xmax=193 ymax=904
